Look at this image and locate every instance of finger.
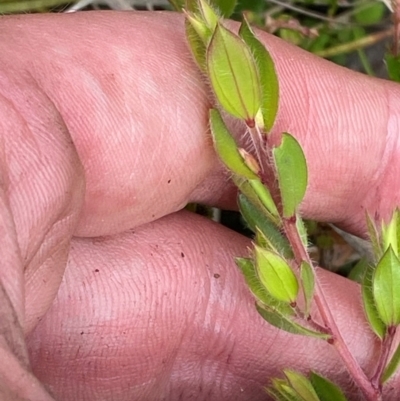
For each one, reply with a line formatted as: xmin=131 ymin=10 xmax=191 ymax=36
xmin=0 ymin=71 xmax=85 ymax=336
xmin=3 ymin=12 xmax=399 ymax=239
xmin=27 ymin=211 xmax=392 ymax=401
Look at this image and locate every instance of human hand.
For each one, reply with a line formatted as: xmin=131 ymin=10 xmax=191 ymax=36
xmin=1 ymin=10 xmax=399 ymax=401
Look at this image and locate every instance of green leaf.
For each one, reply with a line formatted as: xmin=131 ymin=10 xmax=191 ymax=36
xmin=238 ymin=193 xmax=292 ymax=258
xmin=210 ymin=0 xmax=237 ymax=17
xmin=209 ymin=109 xmax=258 ymax=179
xmin=382 ymin=341 xmax=400 ymax=384
xmin=234 ymin=176 xmax=280 ymax=224
xmin=266 ymin=387 xmax=292 ymax=401
xmin=300 ymin=262 xmax=315 ymax=318
xmin=269 ymin=379 xmax=302 ymax=401
xmin=385 ymin=53 xmax=400 ymax=83
xmin=296 ymin=216 xmax=308 ymax=247
xmin=239 ymin=17 xmax=279 ymax=131
xmin=381 ymin=209 xmax=400 ymax=257
xmin=256 ymin=303 xmax=331 ymax=339
xmin=284 ymin=370 xmax=320 ymax=401
xmin=185 ymin=13 xmax=213 ymax=44
xmin=354 ymin=2 xmax=384 ymax=24
xmin=236 ymin=257 xmax=294 ymax=317
xmin=373 ymin=246 xmax=400 ymax=326
xmin=381 ymin=209 xmax=400 ymax=256
xmin=198 ymin=0 xmax=219 ymax=30
xmin=254 ymin=246 xmax=299 ymax=303
xmin=348 ymin=257 xmax=369 ymax=284
xmin=362 ymin=262 xmax=386 ymax=339
xmin=366 ymin=213 xmax=382 ymax=261
xmin=249 ymin=178 xmax=280 ymax=219
xmin=309 ymin=372 xmax=348 ymax=401
xmin=273 ymin=133 xmax=308 ymax=218
xmin=185 ymin=19 xmax=207 ymax=69
xmin=207 ymin=23 xmax=261 ymax=123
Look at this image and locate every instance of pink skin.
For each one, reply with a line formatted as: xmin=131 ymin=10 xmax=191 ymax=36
xmin=0 ymin=10 xmax=399 ymax=400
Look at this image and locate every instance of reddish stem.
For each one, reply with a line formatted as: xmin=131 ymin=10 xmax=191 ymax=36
xmin=283 ymin=218 xmax=381 ymax=401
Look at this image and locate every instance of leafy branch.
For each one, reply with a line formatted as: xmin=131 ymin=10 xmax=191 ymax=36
xmin=184 ymin=0 xmax=400 ymax=400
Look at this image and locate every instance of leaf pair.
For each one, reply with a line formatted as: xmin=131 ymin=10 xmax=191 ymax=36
xmin=362 ymin=210 xmax=400 ymax=385
xmin=210 ymin=107 xmax=308 ymax=220
xmin=186 ymin=4 xmax=279 ymax=131
xmin=364 ymin=211 xmax=400 ymax=335
xmin=363 ymin=247 xmax=400 ymax=336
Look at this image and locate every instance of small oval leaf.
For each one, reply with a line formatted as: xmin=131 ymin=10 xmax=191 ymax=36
xmin=296 ymin=215 xmax=308 ymax=247
xmin=273 ymin=133 xmax=308 ymax=218
xmin=239 ymin=17 xmax=279 ymax=131
xmin=209 ymin=109 xmax=258 ymax=179
xmin=249 ymin=178 xmax=280 ymax=219
xmin=309 ymin=372 xmax=348 ymax=401
xmin=236 ymin=257 xmax=294 ymax=317
xmin=256 ymin=303 xmax=331 ymax=339
xmin=233 ymin=176 xmax=280 ymax=225
xmin=373 ymin=245 xmax=400 ymax=326
xmin=238 ymin=194 xmax=292 ymax=258
xmin=362 ymin=262 xmax=386 ymax=339
xmin=207 ymin=23 xmax=261 ymax=122
xmin=300 ymin=261 xmax=315 ymax=318
xmin=254 ymin=246 xmax=299 ymax=303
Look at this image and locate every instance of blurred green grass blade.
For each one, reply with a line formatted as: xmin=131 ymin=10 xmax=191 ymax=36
xmin=385 ymin=53 xmax=400 ymax=83
xmin=0 ymin=0 xmax=72 ymax=13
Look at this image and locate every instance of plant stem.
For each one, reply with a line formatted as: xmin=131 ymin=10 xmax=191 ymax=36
xmin=283 ymin=217 xmax=382 ymax=401
xmin=315 ymin=28 xmax=393 ymax=58
xmin=247 ymin=124 xmax=266 ymax=171
xmin=371 ymin=326 xmax=397 ymax=390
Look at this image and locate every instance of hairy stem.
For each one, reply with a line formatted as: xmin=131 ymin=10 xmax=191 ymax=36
xmin=283 ymin=217 xmax=381 ymax=401
xmin=247 ymin=124 xmax=266 ymax=172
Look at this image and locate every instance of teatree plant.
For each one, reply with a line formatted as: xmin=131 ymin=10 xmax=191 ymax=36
xmin=184 ymin=1 xmax=400 ymax=400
